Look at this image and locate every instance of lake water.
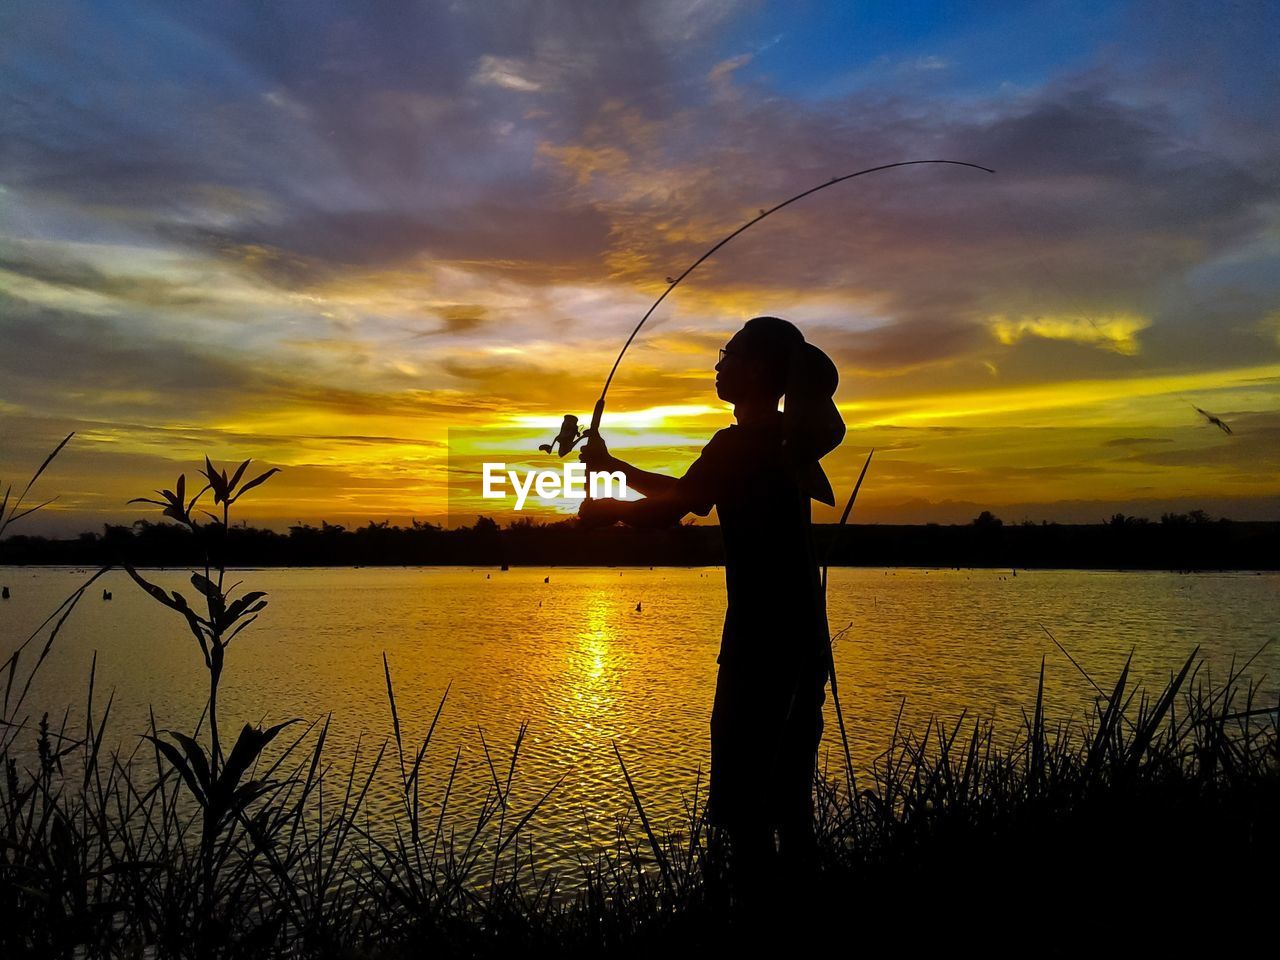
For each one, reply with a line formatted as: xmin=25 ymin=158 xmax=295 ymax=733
xmin=2 ymin=566 xmax=1277 ymax=872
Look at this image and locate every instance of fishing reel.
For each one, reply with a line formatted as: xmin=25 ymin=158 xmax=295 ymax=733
xmin=538 ymin=400 xmax=606 ymax=458
xmin=537 ymin=415 xmax=584 ymax=458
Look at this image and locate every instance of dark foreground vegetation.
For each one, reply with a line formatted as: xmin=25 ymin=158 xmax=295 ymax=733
xmin=4 ymin=510 xmax=1278 ymax=571
xmin=3 ymin=448 xmax=1277 ymax=957
xmin=3 ymin=633 xmax=1276 ymax=957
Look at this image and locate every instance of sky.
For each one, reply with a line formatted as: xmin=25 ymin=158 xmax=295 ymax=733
xmin=2 ymin=0 xmax=1278 ymax=534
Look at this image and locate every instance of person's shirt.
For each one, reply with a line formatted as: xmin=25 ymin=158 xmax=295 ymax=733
xmin=673 ymin=410 xmax=828 ymax=670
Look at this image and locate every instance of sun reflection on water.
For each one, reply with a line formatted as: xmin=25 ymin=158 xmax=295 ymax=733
xmin=562 ymin=589 xmax=623 ymax=744
xmin=10 ymin=566 xmax=1279 ymax=885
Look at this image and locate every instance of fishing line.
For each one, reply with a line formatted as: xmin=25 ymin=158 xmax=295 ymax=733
xmin=572 ymin=159 xmax=996 ymax=445
xmin=567 ymin=164 xmax=995 ymax=798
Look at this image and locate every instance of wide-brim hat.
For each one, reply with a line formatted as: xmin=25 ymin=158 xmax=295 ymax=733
xmin=736 ymin=316 xmax=846 ymax=505
xmin=783 ymin=340 xmax=845 ymax=506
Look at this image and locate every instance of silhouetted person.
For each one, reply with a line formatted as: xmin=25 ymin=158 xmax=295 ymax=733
xmin=579 ymin=316 xmax=844 ymax=909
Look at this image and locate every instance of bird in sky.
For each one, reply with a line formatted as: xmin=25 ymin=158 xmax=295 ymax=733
xmin=1192 ymin=405 xmax=1233 ymax=435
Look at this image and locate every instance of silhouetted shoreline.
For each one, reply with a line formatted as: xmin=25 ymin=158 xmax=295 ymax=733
xmin=2 ymin=513 xmax=1276 ymax=570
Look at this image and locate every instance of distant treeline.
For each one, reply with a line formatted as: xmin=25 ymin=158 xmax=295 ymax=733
xmin=1 ymin=511 xmax=1276 ymax=570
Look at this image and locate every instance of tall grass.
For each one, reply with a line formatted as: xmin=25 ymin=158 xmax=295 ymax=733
xmin=5 ymin=638 xmax=1274 ymax=956
xmin=2 ymin=447 xmax=1277 ymax=956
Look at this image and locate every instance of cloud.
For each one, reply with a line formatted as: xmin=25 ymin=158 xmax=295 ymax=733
xmin=508 ymin=86 xmax=1275 ymax=421
xmin=1119 ymin=411 xmax=1280 ymax=475
xmin=1102 ymin=436 xmax=1173 ymax=447
xmin=0 ymin=294 xmax=270 ymax=417
xmin=160 ymin=199 xmax=613 ymax=285
xmin=8 ymin=5 xmax=1275 ymax=363
xmin=1264 ymin=311 xmax=1280 ymax=346
xmin=2 ymin=1 xmax=1278 ymax=529
xmin=987 ymin=313 xmax=1152 ymax=355
xmin=472 ymin=55 xmax=545 ymax=92
xmin=0 ymin=245 xmax=212 ymax=308
xmin=413 ymin=305 xmax=490 ymax=337
xmin=708 ymin=52 xmax=753 ymax=90
xmin=827 ymin=317 xmax=986 ymax=376
xmin=908 ymin=56 xmax=949 ymax=72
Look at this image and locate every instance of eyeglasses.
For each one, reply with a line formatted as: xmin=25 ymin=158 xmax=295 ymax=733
xmin=718 ymin=347 xmax=735 ymax=363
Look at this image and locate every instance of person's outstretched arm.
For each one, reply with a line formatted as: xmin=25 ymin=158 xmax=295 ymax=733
xmin=579 ymin=431 xmax=676 ymax=498
xmin=579 ymin=426 xmax=729 ymax=529
xmin=578 ymin=489 xmax=694 ymax=529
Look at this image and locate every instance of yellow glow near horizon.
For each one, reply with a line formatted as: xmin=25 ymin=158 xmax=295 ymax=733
xmin=6 ymin=231 xmax=1277 ymax=530
xmin=27 ymin=355 xmax=1273 ymax=529
xmin=505 ymin=404 xmax=726 ymax=430
xmin=838 ymin=363 xmax=1280 ymax=427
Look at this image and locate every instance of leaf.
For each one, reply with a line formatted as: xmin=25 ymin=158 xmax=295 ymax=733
xmin=258 ymin=718 xmax=299 ymax=752
xmin=229 ymin=778 xmax=276 ymax=820
xmin=144 ymin=735 xmax=207 ymax=807
xmin=230 ymin=468 xmax=280 ymax=503
xmin=224 ymin=592 xmax=267 ymax=624
xmin=223 ymin=614 xmax=258 ymax=644
xmin=168 ymin=730 xmax=214 ymax=795
xmin=186 ymin=483 xmax=210 ymax=516
xmin=219 ymin=724 xmax=265 ymax=799
xmin=14 ymin=431 xmax=73 ymax=508
xmin=190 ymin=573 xmax=218 ymax=599
xmin=204 ymin=455 xmax=227 ymax=503
xmin=7 ymin=497 xmax=58 ymax=523
xmin=220 ymin=720 xmax=298 ymax=802
xmin=125 ymin=566 xmax=182 ymax=611
xmin=228 ymin=459 xmax=251 ymax=495
xmin=220 ymin=592 xmax=268 ymax=633
xmin=1126 ymin=646 xmax=1199 ymax=775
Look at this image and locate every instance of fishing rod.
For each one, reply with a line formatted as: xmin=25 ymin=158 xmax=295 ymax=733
xmin=544 ymin=162 xmax=993 ymax=823
xmin=817 ymin=448 xmax=875 ymax=794
xmin=538 ymin=159 xmax=996 ymax=456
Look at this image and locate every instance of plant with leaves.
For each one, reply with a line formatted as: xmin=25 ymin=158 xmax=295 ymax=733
xmin=125 ymin=457 xmax=279 ymax=776
xmin=124 ymin=458 xmax=290 ymax=939
xmin=148 ymin=718 xmax=299 ymax=942
xmin=0 ymin=431 xmax=73 ymax=540
xmin=0 ymin=433 xmax=111 ymax=759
